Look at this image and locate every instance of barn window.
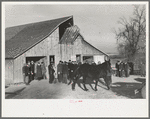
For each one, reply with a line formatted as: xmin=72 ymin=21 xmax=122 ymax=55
xmin=83 ymin=56 xmax=93 ymax=63
xmin=49 ymin=55 xmax=55 ymax=65
xmin=76 ymin=54 xmax=81 ymax=63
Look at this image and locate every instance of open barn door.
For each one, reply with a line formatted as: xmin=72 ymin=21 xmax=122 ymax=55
xmin=26 ymin=56 xmax=47 ymax=65
xmin=83 ymin=56 xmax=93 ymax=64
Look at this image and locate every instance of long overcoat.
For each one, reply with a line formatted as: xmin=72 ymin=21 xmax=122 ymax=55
xmin=36 ymin=64 xmax=42 ymax=78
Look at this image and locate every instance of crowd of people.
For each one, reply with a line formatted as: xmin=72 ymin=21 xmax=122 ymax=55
xmin=22 ymin=59 xmax=145 ymax=85
xmin=22 ymin=60 xmax=82 ymax=85
xmin=56 ymin=60 xmax=82 ymax=84
xmin=115 ymin=61 xmax=130 ymax=77
xmin=22 ymin=61 xmax=47 ymax=85
xmin=115 ymin=61 xmax=146 ymax=77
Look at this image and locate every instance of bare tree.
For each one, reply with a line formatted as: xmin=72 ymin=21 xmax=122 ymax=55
xmin=114 ymin=5 xmax=146 ymax=61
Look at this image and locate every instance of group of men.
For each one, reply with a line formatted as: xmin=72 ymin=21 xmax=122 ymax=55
xmin=115 ymin=61 xmax=130 ymax=77
xmin=22 ymin=59 xmax=106 ymax=85
xmin=22 ymin=61 xmax=47 ymax=85
xmin=57 ymin=60 xmax=80 ymax=84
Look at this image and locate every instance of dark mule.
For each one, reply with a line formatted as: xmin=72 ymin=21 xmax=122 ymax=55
xmin=71 ymin=60 xmax=112 ymax=91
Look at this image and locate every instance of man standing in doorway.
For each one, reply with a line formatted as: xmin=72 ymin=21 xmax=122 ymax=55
xmin=41 ymin=62 xmax=47 ymax=79
xmin=48 ymin=63 xmax=55 ymax=83
xmin=30 ymin=61 xmax=35 ymax=81
xmin=36 ymin=62 xmax=43 ymax=80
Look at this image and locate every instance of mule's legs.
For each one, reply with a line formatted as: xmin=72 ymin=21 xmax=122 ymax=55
xmin=83 ymin=75 xmax=88 ymax=91
xmin=68 ymin=78 xmax=72 ymax=85
xmin=104 ymin=76 xmax=110 ymax=90
xmin=68 ymin=73 xmax=73 ymax=85
xmin=72 ymin=82 xmax=76 ymax=91
xmin=94 ymin=80 xmax=98 ymax=91
xmin=72 ymin=77 xmax=77 ymax=91
xmin=108 ymin=76 xmax=112 ymax=87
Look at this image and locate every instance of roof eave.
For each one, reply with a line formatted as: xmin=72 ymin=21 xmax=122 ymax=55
xmin=79 ymin=34 xmax=108 ymax=56
xmin=6 ymin=16 xmax=73 ymax=59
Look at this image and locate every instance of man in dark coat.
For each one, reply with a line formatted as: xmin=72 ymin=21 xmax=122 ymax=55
xmin=122 ymin=62 xmax=126 ymax=77
xmin=36 ymin=62 xmax=43 ymax=80
xmin=124 ymin=62 xmax=129 ymax=77
xmin=30 ymin=61 xmax=35 ymax=81
xmin=24 ymin=61 xmax=31 ymax=85
xmin=119 ymin=61 xmax=123 ymax=77
xmin=62 ymin=61 xmax=68 ymax=84
xmin=57 ymin=61 xmax=63 ymax=83
xmin=115 ymin=61 xmax=119 ymax=77
xmin=41 ymin=62 xmax=47 ymax=79
xmin=48 ymin=63 xmax=55 ymax=83
xmin=68 ymin=60 xmax=74 ymax=85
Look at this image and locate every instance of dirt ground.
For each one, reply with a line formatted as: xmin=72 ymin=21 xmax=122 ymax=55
xmin=5 ymin=75 xmax=145 ymax=99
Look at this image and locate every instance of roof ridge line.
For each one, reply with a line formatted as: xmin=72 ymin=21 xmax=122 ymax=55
xmin=13 ymin=16 xmax=73 ymax=59
xmin=5 ymin=16 xmax=73 ymax=29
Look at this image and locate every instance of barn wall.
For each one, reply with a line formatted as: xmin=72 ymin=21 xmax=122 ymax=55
xmin=73 ymin=35 xmax=82 ymax=55
xmin=60 ymin=35 xmax=83 ymax=62
xmin=81 ymin=39 xmax=103 ymax=55
xmin=13 ymin=53 xmax=26 ymax=83
xmin=13 ymin=28 xmax=59 ymax=83
xmin=5 ymin=59 xmax=14 ymax=85
xmin=61 ymin=35 xmax=106 ymax=63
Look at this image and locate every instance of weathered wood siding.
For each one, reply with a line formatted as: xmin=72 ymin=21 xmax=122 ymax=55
xmin=81 ymin=39 xmax=103 ymax=55
xmin=13 ymin=28 xmax=59 ymax=83
xmin=61 ymin=35 xmax=82 ymax=61
xmin=5 ymin=59 xmax=14 ymax=85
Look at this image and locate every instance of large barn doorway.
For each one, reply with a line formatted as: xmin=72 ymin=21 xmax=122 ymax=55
xmin=26 ymin=56 xmax=47 ymax=66
xmin=83 ymin=56 xmax=93 ymax=64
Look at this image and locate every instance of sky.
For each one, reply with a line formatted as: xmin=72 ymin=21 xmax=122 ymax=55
xmin=4 ymin=3 xmax=136 ymax=54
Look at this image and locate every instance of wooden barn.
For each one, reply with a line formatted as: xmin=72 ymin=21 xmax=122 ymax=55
xmin=5 ymin=16 xmax=108 ymax=85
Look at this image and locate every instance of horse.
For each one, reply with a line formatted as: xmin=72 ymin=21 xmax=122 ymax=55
xmin=71 ymin=59 xmax=112 ymax=91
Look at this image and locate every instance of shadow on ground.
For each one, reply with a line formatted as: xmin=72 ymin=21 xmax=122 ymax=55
xmin=134 ymin=78 xmax=146 ymax=83
xmin=110 ymin=82 xmax=143 ymax=99
xmin=5 ymin=87 xmax=26 ymax=99
xmin=75 ymin=77 xmax=108 ymax=91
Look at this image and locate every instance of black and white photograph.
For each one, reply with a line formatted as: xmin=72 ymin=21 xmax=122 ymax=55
xmin=2 ymin=1 xmax=149 ymax=117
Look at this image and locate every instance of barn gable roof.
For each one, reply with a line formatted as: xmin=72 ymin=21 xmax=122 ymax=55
xmin=79 ymin=34 xmax=108 ymax=56
xmin=58 ymin=26 xmax=108 ymax=56
xmin=5 ymin=16 xmax=73 ymax=59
